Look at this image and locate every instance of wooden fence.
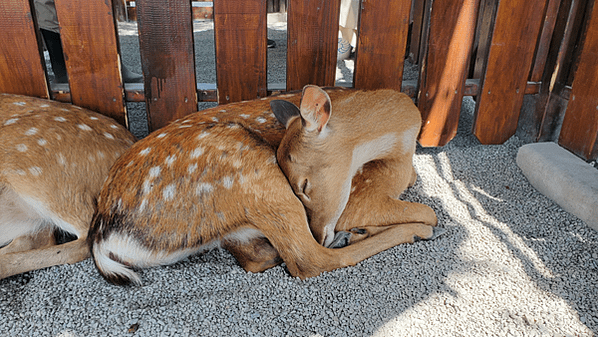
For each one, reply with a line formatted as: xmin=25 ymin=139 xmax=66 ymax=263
xmin=1 ymin=0 xmax=597 ymax=161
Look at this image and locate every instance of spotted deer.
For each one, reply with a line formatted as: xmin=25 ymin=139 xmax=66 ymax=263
xmin=0 ymin=94 xmax=136 ymax=280
xmin=89 ymin=86 xmax=440 ymax=285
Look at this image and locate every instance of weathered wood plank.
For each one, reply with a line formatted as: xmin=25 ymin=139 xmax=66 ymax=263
xmin=54 ymin=0 xmax=127 ymax=125
xmin=354 ymin=0 xmax=411 ymax=90
xmin=529 ymin=0 xmax=561 ymax=82
xmin=559 ymin=2 xmax=598 ymax=160
xmin=0 ymin=0 xmax=49 ymax=98
xmin=418 ymin=0 xmax=479 ymax=147
xmin=137 ymin=0 xmax=197 ymax=131
xmin=286 ymin=0 xmax=341 ymax=91
xmin=214 ymin=0 xmax=267 ymax=104
xmin=472 ymin=0 xmax=548 ymax=144
xmin=409 ymin=0 xmax=427 ymax=62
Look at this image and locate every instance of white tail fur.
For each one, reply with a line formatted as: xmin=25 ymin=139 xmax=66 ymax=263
xmin=0 ymin=93 xmax=136 ymax=279
xmin=89 ymin=86 xmax=440 ymax=285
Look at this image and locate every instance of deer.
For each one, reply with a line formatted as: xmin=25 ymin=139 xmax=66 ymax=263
xmin=88 ymin=85 xmax=441 ymax=285
xmin=0 ymin=93 xmax=136 ymax=280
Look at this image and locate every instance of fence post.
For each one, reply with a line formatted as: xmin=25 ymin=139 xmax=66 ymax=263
xmin=417 ymin=0 xmax=479 ymax=147
xmin=137 ymin=0 xmax=198 ymax=131
xmin=559 ymin=1 xmax=598 ymax=161
xmin=54 ymin=0 xmax=128 ymax=126
xmin=214 ymin=0 xmax=267 ymax=104
xmin=0 ymin=0 xmax=49 ymax=98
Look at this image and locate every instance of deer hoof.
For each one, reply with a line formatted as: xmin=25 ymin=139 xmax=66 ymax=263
xmin=327 ymin=231 xmax=352 ymax=248
xmin=414 ymin=227 xmax=446 ymax=242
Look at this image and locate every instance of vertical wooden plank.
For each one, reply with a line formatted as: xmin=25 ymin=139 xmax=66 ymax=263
xmin=353 ymin=0 xmax=411 ymax=90
xmin=54 ymin=0 xmax=127 ymax=126
xmin=529 ymin=0 xmax=561 ymax=82
xmin=409 ymin=0 xmax=426 ymax=62
xmin=214 ymin=0 xmax=267 ymax=104
xmin=559 ymin=1 xmax=598 ymax=160
xmin=137 ymin=0 xmax=197 ymax=131
xmin=472 ymin=0 xmax=548 ymax=144
xmin=470 ymin=0 xmax=497 ymax=79
xmin=418 ymin=0 xmax=480 ymax=147
xmin=286 ymin=0 xmax=341 ymax=91
xmin=0 ymin=0 xmax=49 ymax=98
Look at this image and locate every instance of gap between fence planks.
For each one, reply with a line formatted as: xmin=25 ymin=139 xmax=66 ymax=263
xmin=54 ymin=0 xmax=127 ymax=126
xmin=0 ymin=0 xmax=49 ymax=99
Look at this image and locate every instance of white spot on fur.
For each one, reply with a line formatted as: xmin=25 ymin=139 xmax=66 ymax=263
xmin=54 ymin=116 xmax=66 ymax=122
xmin=256 ymin=117 xmax=267 ymax=124
xmin=4 ymin=118 xmax=18 ymax=125
xmin=57 ymin=153 xmax=66 ymax=166
xmin=78 ymin=124 xmax=92 ymax=131
xmin=90 ymin=116 xmax=99 ymax=120
xmin=13 ymin=102 xmax=26 ymax=106
xmin=148 ymin=166 xmax=161 ymax=178
xmin=240 ymin=114 xmax=250 ymax=119
xmin=178 ymin=124 xmax=191 ymax=128
xmin=190 ymin=147 xmax=204 ymax=159
xmin=196 ymin=183 xmax=213 ymax=196
xmin=104 ymin=132 xmax=114 ymax=140
xmin=163 ymin=184 xmax=176 ymax=200
xmin=29 ymin=166 xmax=42 ymax=176
xmin=222 ymin=176 xmax=234 ymax=189
xmin=138 ymin=198 xmax=148 ymax=213
xmin=142 ymin=180 xmax=153 ymax=195
xmin=25 ymin=127 xmax=38 ymax=136
xmin=38 ymin=138 xmax=47 ymax=146
xmin=97 ymin=151 xmax=105 ymax=159
xmin=197 ymin=132 xmax=209 ymax=140
xmin=212 ymin=117 xmax=219 ymax=122
xmin=16 ymin=144 xmax=28 ymax=152
xmin=139 ymin=147 xmax=151 ymax=156
xmin=39 ymin=104 xmax=49 ymax=108
xmin=157 ymin=132 xmax=168 ymax=138
xmin=56 ymin=134 xmax=62 ymax=140
xmin=188 ymin=163 xmax=198 ymax=174
xmin=165 ymin=155 xmax=176 ymax=167
xmin=110 ymin=124 xmax=118 ymax=129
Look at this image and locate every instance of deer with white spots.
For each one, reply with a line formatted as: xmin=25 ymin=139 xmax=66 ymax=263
xmin=89 ymin=85 xmax=441 ymax=285
xmin=0 ymin=94 xmax=136 ymax=279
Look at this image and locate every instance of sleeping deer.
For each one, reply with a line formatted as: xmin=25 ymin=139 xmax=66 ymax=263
xmin=89 ymin=86 xmax=440 ymax=285
xmin=0 ymin=93 xmax=136 ymax=280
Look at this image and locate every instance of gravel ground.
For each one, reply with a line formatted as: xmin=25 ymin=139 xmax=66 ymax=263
xmin=3 ymin=20 xmax=598 ymax=337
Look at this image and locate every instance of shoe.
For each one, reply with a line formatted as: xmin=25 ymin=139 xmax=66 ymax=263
xmin=268 ymin=39 xmax=276 ymax=48
xmin=337 ymin=38 xmax=351 ymax=61
xmin=122 ymin=65 xmax=143 ymax=83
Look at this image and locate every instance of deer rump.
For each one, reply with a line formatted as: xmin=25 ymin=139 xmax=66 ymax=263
xmin=88 ymin=86 xmax=440 ymax=285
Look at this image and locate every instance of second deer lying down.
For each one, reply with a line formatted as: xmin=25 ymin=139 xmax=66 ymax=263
xmin=89 ymin=86 xmax=440 ymax=285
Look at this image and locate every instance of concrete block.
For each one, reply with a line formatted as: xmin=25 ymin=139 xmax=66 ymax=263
xmin=516 ymin=142 xmax=598 ymax=232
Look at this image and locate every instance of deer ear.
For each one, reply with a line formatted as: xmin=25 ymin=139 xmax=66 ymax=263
xmin=300 ymin=85 xmax=331 ymax=132
xmin=270 ymin=100 xmax=300 ymax=129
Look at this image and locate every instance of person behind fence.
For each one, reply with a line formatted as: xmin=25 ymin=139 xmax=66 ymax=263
xmin=338 ymin=0 xmax=359 ymax=61
xmin=33 ymin=0 xmax=143 ymax=84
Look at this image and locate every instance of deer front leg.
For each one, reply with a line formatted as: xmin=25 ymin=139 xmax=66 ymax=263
xmin=332 ymin=159 xmax=438 ymax=247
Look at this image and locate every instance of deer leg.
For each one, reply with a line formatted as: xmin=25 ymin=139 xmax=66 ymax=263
xmin=222 ymin=235 xmax=283 ymax=273
xmin=333 ymin=159 xmax=437 ymax=246
xmin=0 ymin=225 xmax=56 ymax=254
xmin=0 ymin=236 xmax=89 ymax=280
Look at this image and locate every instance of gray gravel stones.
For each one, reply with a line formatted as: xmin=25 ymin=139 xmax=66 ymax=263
xmin=3 ymin=21 xmax=597 ymax=337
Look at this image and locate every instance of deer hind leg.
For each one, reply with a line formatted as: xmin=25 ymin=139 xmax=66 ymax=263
xmin=222 ymin=230 xmax=283 ymax=273
xmin=0 ymin=187 xmax=90 ymax=280
xmin=332 ymin=158 xmax=438 ymax=247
